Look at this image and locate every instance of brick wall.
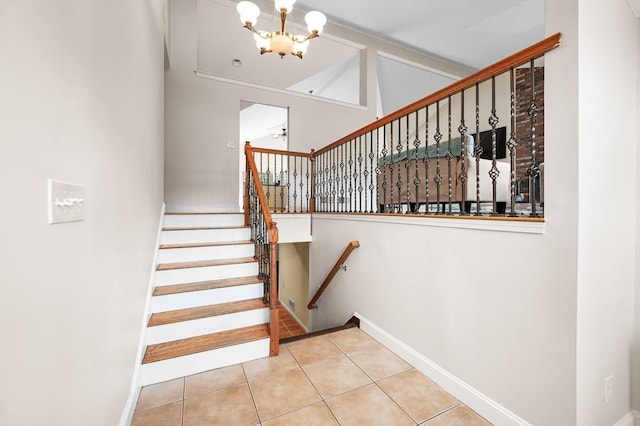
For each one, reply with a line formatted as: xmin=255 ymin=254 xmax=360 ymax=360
xmin=515 ymin=67 xmax=544 ymax=203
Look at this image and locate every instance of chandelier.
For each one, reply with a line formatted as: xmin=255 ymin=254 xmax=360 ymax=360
xmin=236 ymin=0 xmax=327 ymax=59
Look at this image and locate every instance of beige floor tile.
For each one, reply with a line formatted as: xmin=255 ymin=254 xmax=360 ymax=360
xmin=131 ymin=400 xmax=182 ymax=426
xmin=263 ymin=402 xmax=339 ymax=426
xmin=135 ymin=378 xmax=184 ymax=412
xmin=348 ymin=344 xmax=412 ymax=381
xmin=184 ymin=363 xmax=246 ymax=398
xmin=326 ymin=327 xmax=379 ymax=354
xmin=183 ymin=383 xmax=258 ymax=426
xmin=326 ymin=383 xmax=414 ymax=426
xmin=286 ymin=335 xmax=342 ymax=366
xmin=422 ymin=405 xmax=492 ymax=426
xmin=249 ymin=367 xmax=322 ymax=421
xmin=378 ymin=369 xmax=459 ymax=423
xmin=303 ymin=354 xmax=372 ymax=398
xmin=243 ymin=344 xmax=299 ymax=381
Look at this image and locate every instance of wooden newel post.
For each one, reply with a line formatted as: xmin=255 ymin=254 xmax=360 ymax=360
xmin=244 ymin=142 xmax=251 ymax=226
xmin=268 ymin=222 xmax=279 ymax=356
xmin=309 ymin=149 xmax=316 ymax=213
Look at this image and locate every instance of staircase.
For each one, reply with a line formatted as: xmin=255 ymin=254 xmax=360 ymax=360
xmin=140 ymin=212 xmax=272 ymax=386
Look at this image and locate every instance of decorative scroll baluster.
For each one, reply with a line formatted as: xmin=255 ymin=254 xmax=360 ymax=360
xmin=358 ymin=135 xmax=364 ymax=213
xmin=396 ymin=119 xmax=403 ymax=213
xmin=434 ymin=102 xmax=443 ymax=214
xmin=265 ymin=153 xmax=271 ymax=207
xmin=413 ymin=110 xmax=421 ymax=214
xmin=292 ymin=155 xmax=298 ymax=213
xmin=280 ymin=154 xmax=286 ymax=212
xmin=331 ymin=148 xmax=337 ymax=212
xmin=389 ymin=122 xmax=394 ymax=212
xmin=458 ymin=91 xmax=469 ymax=215
xmin=404 ymin=114 xmax=410 ymax=213
xmin=474 ymin=83 xmax=483 ymax=215
xmin=373 ymin=129 xmax=379 ymax=213
xmin=366 ymin=132 xmax=373 ymax=212
xmin=527 ymin=59 xmax=540 ymax=217
xmin=488 ymin=76 xmax=500 ymax=216
xmin=338 ymin=141 xmax=346 ymax=212
xmin=446 ymin=97 xmax=453 ymax=214
xmin=424 ymin=106 xmax=430 ymax=214
xmin=303 ymin=156 xmax=308 ymax=212
xmin=507 ymin=68 xmax=519 ymax=217
xmin=309 ymin=149 xmax=315 ymax=213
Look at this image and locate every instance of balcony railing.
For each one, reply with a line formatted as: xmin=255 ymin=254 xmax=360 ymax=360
xmin=246 ymin=33 xmax=561 ymax=219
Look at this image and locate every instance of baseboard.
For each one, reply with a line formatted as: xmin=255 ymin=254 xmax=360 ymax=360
xmin=614 ymin=410 xmax=640 ymax=426
xmin=354 ymin=312 xmax=531 ymax=426
xmin=118 ymin=202 xmax=166 ymax=426
xmin=165 ymin=204 xmax=241 ymax=213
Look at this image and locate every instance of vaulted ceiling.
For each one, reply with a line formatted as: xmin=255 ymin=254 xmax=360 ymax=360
xmin=296 ymin=0 xmax=546 ymax=70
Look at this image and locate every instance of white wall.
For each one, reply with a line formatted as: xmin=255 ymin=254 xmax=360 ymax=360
xmin=576 ymin=1 xmax=638 ymax=424
xmin=164 ymin=0 xmax=472 ymax=211
xmin=0 ymin=2 xmax=165 ymax=425
xmin=307 ymin=3 xmax=585 ymax=425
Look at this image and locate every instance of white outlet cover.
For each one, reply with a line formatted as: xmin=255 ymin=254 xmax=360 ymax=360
xmin=48 ymin=179 xmax=85 ymax=224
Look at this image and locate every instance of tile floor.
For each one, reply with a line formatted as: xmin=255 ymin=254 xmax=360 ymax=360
xmin=132 ymin=327 xmax=492 ymax=426
xmin=277 ymin=304 xmax=306 ymax=340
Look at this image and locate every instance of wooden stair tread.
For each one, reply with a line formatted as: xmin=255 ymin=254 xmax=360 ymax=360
xmin=162 ymin=225 xmax=249 ymax=231
xmin=153 ymin=276 xmax=263 ymax=296
xmin=156 ymin=257 xmax=256 ymax=271
xmin=148 ymin=298 xmax=267 ymax=327
xmin=159 ymin=240 xmax=253 ymax=250
xmin=142 ymin=324 xmax=269 ymax=364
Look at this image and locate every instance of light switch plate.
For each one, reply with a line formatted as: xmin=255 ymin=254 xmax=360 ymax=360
xmin=48 ymin=179 xmax=85 ymax=224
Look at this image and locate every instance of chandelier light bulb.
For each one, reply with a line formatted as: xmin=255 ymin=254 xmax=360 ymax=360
xmin=274 ymin=0 xmax=296 ymax=14
xmin=237 ymin=1 xmax=260 ymax=26
xmin=305 ymin=10 xmax=326 ymax=34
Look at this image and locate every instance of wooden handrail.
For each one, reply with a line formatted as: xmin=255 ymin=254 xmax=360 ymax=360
xmin=251 ymin=146 xmax=313 ymax=158
xmin=307 ymin=241 xmax=360 ymax=309
xmin=245 ymin=142 xmax=277 ymax=228
xmin=313 ymin=32 xmax=562 ymax=157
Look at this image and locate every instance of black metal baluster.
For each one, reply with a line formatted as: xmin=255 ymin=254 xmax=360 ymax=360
xmin=305 ymin=156 xmax=310 ymax=213
xmin=357 ymin=136 xmax=363 ymax=213
xmin=458 ymin=91 xmax=469 ymax=215
xmin=405 ymin=114 xmax=411 ymax=213
xmin=446 ymin=97 xmax=453 ymax=214
xmin=331 ymin=148 xmax=337 ymax=212
xmin=424 ymin=105 xmax=430 ymax=214
xmin=283 ymin=155 xmax=289 ymax=213
xmin=489 ymin=76 xmax=500 ymax=216
xmin=507 ymin=68 xmax=519 ymax=217
xmin=265 ymin=153 xmax=271 ymax=209
xmin=336 ymin=145 xmax=345 ymax=212
xmin=474 ymin=83 xmax=483 ymax=215
xmin=292 ymin=155 xmax=298 ymax=213
xmin=389 ymin=122 xmax=394 ymax=212
xmin=396 ymin=119 xmax=403 ymax=213
xmin=413 ymin=110 xmax=421 ymax=214
xmin=370 ymin=130 xmax=376 ymax=213
xmin=527 ymin=59 xmax=540 ymax=217
xmin=434 ymin=102 xmax=443 ymax=214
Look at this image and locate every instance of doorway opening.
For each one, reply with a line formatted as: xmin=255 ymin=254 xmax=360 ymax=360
xmin=238 ymin=102 xmax=289 ymax=206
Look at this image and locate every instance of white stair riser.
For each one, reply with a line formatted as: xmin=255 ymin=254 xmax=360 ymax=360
xmin=141 ymin=338 xmax=270 ymax=386
xmin=151 ymin=283 xmax=264 ymax=312
xmin=163 ymin=214 xmax=244 ymax=228
xmin=158 ymin=244 xmax=254 ymax=264
xmin=161 ymin=228 xmax=251 ymax=244
xmin=155 ymin=263 xmax=258 ymax=286
xmin=146 ymin=308 xmax=269 ymax=345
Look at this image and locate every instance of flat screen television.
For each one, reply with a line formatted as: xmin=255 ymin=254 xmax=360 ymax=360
xmin=478 ymin=126 xmax=507 ymax=160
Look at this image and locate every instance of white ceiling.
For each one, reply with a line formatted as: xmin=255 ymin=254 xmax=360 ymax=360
xmin=295 ymin=0 xmax=546 ymax=70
